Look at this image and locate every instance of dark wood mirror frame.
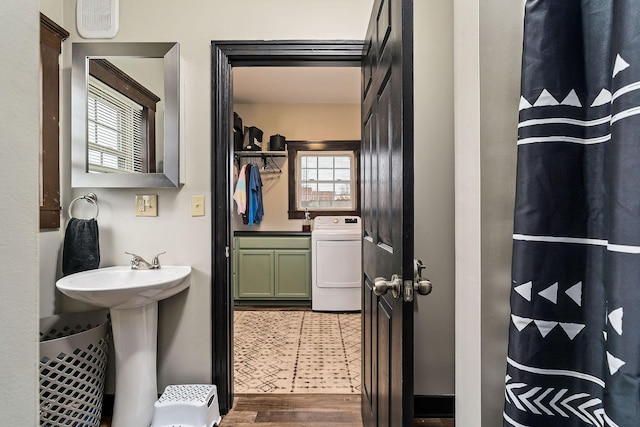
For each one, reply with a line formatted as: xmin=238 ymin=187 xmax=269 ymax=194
xmin=40 ymin=14 xmax=68 ymax=229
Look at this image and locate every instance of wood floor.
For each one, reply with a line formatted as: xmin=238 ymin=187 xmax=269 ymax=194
xmin=220 ymin=394 xmax=454 ymax=426
xmin=100 ymin=394 xmax=454 ymax=426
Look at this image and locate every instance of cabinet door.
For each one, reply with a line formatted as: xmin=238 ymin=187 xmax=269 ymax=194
xmin=237 ymin=250 xmax=274 ymax=298
xmin=274 ymin=250 xmax=310 ymax=298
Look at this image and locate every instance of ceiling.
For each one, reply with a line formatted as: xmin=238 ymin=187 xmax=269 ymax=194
xmin=232 ymin=67 xmax=361 ymax=105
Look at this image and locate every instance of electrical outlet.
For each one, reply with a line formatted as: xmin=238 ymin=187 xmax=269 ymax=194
xmin=192 ymin=195 xmax=205 ymax=216
xmin=135 ymin=194 xmax=158 ymax=217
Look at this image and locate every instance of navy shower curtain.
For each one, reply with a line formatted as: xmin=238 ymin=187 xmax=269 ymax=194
xmin=505 ymin=1 xmax=640 ymax=426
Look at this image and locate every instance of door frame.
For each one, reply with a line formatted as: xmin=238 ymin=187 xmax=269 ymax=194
xmin=210 ymin=40 xmax=364 ymax=414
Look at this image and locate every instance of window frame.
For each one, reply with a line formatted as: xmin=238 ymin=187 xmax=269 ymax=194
xmin=287 ymin=140 xmax=361 ymax=219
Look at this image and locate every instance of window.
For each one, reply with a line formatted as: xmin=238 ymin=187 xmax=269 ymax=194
xmin=87 ymin=59 xmax=160 ymax=174
xmin=298 ymin=152 xmax=355 ymax=209
xmin=288 ymin=140 xmax=361 ymax=219
xmin=88 ymin=77 xmax=144 ymax=173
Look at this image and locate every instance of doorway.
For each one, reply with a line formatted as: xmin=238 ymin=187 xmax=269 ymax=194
xmin=211 ymin=41 xmax=364 ymax=414
xmin=230 ymin=65 xmax=362 ymax=394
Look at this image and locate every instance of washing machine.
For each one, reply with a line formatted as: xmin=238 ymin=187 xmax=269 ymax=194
xmin=311 ymin=216 xmax=362 ymax=312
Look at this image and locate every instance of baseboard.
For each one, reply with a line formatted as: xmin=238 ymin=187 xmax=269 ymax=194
xmin=234 ymin=300 xmax=312 ymax=307
xmin=105 ymin=393 xmax=455 ymax=418
xmin=414 ymin=395 xmax=455 ymax=418
xmin=102 ymin=394 xmax=114 ymax=416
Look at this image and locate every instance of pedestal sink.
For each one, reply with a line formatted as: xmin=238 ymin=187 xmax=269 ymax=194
xmin=56 ymin=266 xmax=191 ymax=427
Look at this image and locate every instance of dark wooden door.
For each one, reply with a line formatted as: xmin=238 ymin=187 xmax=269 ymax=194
xmin=361 ymin=0 xmax=414 ymax=426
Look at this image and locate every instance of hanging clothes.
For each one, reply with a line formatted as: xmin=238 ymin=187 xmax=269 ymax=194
xmin=242 ymin=164 xmax=252 ymax=225
xmin=248 ymin=162 xmax=264 ymax=225
xmin=233 ymin=164 xmax=247 ymax=215
xmin=505 ymin=1 xmax=640 ymax=426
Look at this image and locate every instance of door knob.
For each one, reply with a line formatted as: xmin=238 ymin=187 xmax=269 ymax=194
xmin=373 ymin=274 xmax=402 ymax=298
xmin=403 ymin=259 xmax=432 ymax=301
xmin=415 ymin=278 xmax=432 ymax=296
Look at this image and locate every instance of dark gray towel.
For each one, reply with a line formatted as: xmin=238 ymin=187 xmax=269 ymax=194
xmin=62 ymin=218 xmax=100 ymax=276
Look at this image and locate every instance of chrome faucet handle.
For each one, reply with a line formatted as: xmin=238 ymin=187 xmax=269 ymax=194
xmin=125 ymin=251 xmax=141 ymax=262
xmin=151 ymin=252 xmax=166 ymax=268
xmin=125 ymin=252 xmax=151 ymax=269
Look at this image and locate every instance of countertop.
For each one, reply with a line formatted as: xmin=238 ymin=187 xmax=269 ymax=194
xmin=234 ymin=230 xmax=311 ymax=237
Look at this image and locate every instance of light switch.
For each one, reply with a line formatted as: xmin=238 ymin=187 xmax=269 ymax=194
xmin=192 ymin=195 xmax=205 ymax=216
xmin=135 ymin=194 xmax=158 ymax=217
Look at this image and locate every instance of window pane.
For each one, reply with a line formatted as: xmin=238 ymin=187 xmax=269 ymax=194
xmin=318 ymin=169 xmax=334 ymax=181
xmin=335 ymin=169 xmax=351 ymax=181
xmin=300 ymin=182 xmax=317 ymax=208
xmin=318 ymin=183 xmax=334 ymax=192
xmin=304 ymin=169 xmax=317 ymax=181
xmin=305 ymin=156 xmax=317 ymax=168
xmin=334 ymin=156 xmax=351 ymax=168
xmin=318 ymin=157 xmax=334 ymax=168
xmin=335 ymin=183 xmax=351 ymax=197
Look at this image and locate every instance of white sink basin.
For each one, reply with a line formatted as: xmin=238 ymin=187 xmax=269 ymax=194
xmin=56 ymin=265 xmax=191 ymax=427
xmin=56 ymin=265 xmax=191 ymax=309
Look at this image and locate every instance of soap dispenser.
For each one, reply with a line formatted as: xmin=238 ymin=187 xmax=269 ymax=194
xmin=302 ymin=208 xmax=311 ymax=232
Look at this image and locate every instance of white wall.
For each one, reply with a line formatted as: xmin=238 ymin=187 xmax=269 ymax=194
xmin=413 ymin=0 xmax=455 ymax=395
xmin=1 ymin=0 xmax=40 ymax=424
xmin=52 ymin=0 xmax=375 ymax=392
xmin=233 ymin=103 xmax=361 ymax=232
xmin=454 ymin=0 xmax=523 ymax=425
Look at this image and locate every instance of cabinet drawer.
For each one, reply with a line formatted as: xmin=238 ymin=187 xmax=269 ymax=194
xmin=237 ymin=236 xmax=310 ymax=250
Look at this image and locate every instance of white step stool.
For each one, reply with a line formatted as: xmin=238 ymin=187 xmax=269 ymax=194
xmin=151 ymin=384 xmax=222 ymax=427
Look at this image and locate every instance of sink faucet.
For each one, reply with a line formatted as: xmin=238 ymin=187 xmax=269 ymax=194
xmin=125 ymin=252 xmax=166 ymax=269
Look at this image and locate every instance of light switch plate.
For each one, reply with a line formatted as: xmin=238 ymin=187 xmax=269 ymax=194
xmin=192 ymin=195 xmax=205 ymax=216
xmin=135 ymin=194 xmax=158 ymax=217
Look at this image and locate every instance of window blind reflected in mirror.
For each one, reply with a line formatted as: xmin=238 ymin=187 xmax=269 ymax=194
xmin=87 ymin=77 xmax=144 ymax=174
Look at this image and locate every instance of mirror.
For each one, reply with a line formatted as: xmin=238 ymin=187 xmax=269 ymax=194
xmin=72 ymin=42 xmax=181 ymax=187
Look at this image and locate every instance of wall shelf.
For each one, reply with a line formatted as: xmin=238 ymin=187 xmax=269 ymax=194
xmin=234 ymin=151 xmax=286 ymax=174
xmin=234 ymin=151 xmax=287 ymax=158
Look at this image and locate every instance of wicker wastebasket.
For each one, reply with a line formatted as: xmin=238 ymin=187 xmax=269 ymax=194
xmin=39 ymin=309 xmax=110 ymax=426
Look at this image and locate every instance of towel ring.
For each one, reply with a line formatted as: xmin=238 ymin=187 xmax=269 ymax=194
xmin=68 ymin=193 xmax=99 ymax=219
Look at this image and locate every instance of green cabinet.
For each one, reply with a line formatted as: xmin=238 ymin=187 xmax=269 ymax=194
xmin=237 ymin=250 xmax=274 ymax=298
xmin=234 ymin=236 xmax=311 ymax=302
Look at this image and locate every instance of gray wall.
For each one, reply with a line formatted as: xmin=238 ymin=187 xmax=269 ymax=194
xmin=413 ymin=0 xmax=455 ymax=395
xmin=480 ymin=1 xmax=522 ymax=424
xmin=455 ymin=0 xmax=523 ymax=425
xmin=0 ymin=0 xmax=40 ymax=423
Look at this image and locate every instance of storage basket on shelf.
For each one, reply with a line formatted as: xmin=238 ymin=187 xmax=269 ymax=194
xmin=39 ymin=309 xmax=111 ymax=427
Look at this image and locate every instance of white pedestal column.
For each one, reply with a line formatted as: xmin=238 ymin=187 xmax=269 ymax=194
xmin=110 ymin=302 xmax=158 ymax=427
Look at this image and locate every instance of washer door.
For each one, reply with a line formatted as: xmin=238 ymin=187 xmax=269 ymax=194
xmin=315 ymin=240 xmax=361 ymax=288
